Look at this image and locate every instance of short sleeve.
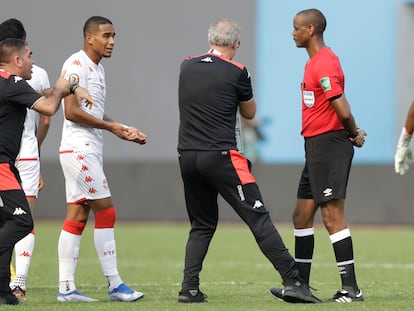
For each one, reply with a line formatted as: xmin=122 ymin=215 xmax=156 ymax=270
xmin=237 ymin=67 xmax=254 ymax=102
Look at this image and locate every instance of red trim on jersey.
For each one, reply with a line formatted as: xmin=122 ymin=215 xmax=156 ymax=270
xmin=213 ymin=54 xmax=245 ymax=70
xmin=94 ymin=206 xmax=116 ymax=228
xmin=15 ymin=158 xmax=39 ymax=161
xmin=67 ymin=197 xmax=87 ymax=205
xmin=185 ymin=52 xmax=245 ymax=70
xmin=25 ymin=195 xmax=36 ymax=199
xmin=0 ymin=70 xmax=11 ymax=79
xmin=63 ymin=219 xmax=86 ymax=235
xmin=0 ymin=163 xmax=22 ymax=190
xmin=59 ymin=150 xmax=74 ymax=154
xmin=229 ymin=150 xmax=256 ymax=185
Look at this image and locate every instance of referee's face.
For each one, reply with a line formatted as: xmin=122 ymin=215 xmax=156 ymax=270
xmin=292 ymin=14 xmax=311 ymax=48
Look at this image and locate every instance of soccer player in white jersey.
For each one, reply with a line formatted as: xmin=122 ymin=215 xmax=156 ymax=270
xmin=0 ymin=18 xmax=51 ymax=300
xmin=56 ymin=16 xmax=147 ymax=303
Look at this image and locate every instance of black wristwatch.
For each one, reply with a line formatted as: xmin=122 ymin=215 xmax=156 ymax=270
xmin=349 ymin=128 xmax=359 ymax=139
xmin=69 ymin=83 xmax=79 ymax=94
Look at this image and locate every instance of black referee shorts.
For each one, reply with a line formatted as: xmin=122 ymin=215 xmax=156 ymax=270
xmin=297 ymin=130 xmax=354 ymax=205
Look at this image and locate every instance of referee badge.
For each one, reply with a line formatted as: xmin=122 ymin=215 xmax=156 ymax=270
xmin=303 ymin=90 xmax=315 ymax=108
xmin=320 ymin=77 xmax=332 ymax=92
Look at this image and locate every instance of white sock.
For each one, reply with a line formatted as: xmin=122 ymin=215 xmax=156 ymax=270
xmin=11 ymin=232 xmax=35 ymax=289
xmin=94 ymin=228 xmax=122 ymax=290
xmin=58 ymin=230 xmax=81 ymax=293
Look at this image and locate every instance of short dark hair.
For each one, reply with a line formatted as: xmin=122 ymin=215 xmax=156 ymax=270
xmin=0 ymin=38 xmax=27 ymax=65
xmin=0 ymin=18 xmax=26 ymax=41
xmin=83 ymin=16 xmax=113 ymax=37
xmin=296 ymin=8 xmax=327 ymax=34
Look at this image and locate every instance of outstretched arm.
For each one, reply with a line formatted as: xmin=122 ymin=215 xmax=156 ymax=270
xmin=64 ymin=97 xmax=147 ymax=144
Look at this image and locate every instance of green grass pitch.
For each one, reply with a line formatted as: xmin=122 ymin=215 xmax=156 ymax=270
xmin=6 ymin=221 xmax=414 ymax=310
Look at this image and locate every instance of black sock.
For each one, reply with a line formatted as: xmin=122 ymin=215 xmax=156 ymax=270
xmin=294 ymin=228 xmax=314 ymax=284
xmin=330 ymin=229 xmax=360 ymax=293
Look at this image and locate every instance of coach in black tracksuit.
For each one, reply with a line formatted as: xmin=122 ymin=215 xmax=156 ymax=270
xmin=176 ymin=18 xmax=320 ymax=304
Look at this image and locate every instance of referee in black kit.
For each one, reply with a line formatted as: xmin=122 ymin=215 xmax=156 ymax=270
xmin=176 ymin=18 xmax=321 ymax=304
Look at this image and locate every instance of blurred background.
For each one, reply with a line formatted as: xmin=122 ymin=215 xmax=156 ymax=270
xmin=1 ymin=0 xmax=413 ymax=224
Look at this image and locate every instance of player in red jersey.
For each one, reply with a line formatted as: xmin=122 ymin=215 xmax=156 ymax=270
xmin=271 ymin=8 xmax=367 ymax=303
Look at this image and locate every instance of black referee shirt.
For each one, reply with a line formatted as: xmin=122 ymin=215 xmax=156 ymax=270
xmin=0 ymin=71 xmax=42 ymax=163
xmin=178 ymin=52 xmax=253 ymax=151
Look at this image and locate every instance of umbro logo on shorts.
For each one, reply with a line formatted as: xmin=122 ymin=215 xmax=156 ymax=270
xmin=323 ymin=188 xmax=333 ymax=197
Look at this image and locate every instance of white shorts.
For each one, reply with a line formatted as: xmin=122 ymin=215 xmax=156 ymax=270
xmin=15 ymin=159 xmax=40 ymax=198
xmin=59 ymin=151 xmax=111 ymax=204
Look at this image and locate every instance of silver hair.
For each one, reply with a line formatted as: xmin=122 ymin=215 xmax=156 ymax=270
xmin=208 ymin=18 xmax=240 ymax=46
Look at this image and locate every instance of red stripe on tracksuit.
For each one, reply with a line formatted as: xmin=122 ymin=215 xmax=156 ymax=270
xmin=0 ymin=163 xmax=22 ymax=190
xmin=229 ymin=150 xmax=256 ymax=185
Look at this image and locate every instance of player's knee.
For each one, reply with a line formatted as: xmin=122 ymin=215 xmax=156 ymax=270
xmin=95 ymin=206 xmax=116 ymax=228
xmin=63 ymin=219 xmax=87 ymax=235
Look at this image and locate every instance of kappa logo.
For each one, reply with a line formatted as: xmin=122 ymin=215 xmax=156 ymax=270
xmin=323 ymin=188 xmax=333 ymax=197
xmin=201 ymin=56 xmax=213 ymax=63
xmin=71 ymin=59 xmax=81 ymax=66
xmin=19 ymin=251 xmax=31 ymax=257
xmin=253 ymin=200 xmax=263 ymax=209
xmin=13 ymin=207 xmax=27 ymax=216
xmin=14 ymin=76 xmax=23 ymax=83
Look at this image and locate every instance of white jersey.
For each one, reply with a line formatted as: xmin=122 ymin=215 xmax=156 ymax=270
xmin=16 ymin=64 xmax=50 ymax=160
xmin=60 ymin=49 xmax=106 ymax=154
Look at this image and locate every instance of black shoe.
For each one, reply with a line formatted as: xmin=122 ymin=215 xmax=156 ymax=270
xmin=0 ymin=292 xmax=21 ymax=305
xmin=269 ymin=287 xmax=284 ymax=300
xmin=270 ymin=280 xmax=322 ymax=304
xmin=326 ymin=289 xmax=364 ymax=303
xmin=178 ymin=289 xmax=207 ymax=303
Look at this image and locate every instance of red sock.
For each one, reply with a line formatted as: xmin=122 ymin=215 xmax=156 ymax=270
xmin=95 ymin=207 xmax=116 ymax=229
xmin=62 ymin=219 xmax=86 ymax=235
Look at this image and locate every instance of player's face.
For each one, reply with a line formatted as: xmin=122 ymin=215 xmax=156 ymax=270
xmin=19 ymin=46 xmax=34 ymax=80
xmin=292 ymin=15 xmax=311 ymax=48
xmin=91 ymin=23 xmax=116 ymax=58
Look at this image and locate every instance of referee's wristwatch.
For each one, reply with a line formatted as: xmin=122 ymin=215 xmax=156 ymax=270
xmin=349 ymin=128 xmax=360 ymax=138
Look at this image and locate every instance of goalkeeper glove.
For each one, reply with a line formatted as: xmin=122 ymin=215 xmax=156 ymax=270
xmin=395 ymin=127 xmax=413 ymax=175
